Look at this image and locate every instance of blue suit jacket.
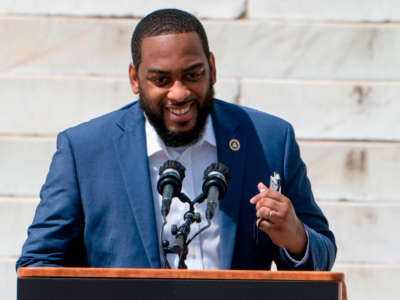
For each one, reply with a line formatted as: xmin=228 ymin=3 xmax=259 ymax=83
xmin=17 ymin=99 xmax=336 ymax=270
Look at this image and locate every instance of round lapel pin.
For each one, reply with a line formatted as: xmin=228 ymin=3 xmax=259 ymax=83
xmin=229 ymin=138 xmax=240 ymax=151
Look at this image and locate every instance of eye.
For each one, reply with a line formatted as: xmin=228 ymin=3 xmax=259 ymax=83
xmin=152 ymin=77 xmax=169 ymax=86
xmin=185 ymin=70 xmax=205 ymax=81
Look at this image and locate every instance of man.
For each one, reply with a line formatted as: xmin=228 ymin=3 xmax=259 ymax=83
xmin=17 ymin=9 xmax=336 ymax=270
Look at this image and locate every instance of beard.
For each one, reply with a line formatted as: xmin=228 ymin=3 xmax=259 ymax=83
xmin=139 ymin=80 xmax=214 ymax=147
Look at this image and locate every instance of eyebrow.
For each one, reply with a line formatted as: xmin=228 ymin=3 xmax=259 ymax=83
xmin=147 ymin=62 xmax=204 ymax=75
xmin=183 ymin=62 xmax=204 ymax=72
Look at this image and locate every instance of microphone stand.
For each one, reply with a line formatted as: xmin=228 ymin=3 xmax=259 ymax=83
xmin=161 ymin=192 xmax=211 ymax=269
xmin=159 ymin=162 xmax=230 ymax=269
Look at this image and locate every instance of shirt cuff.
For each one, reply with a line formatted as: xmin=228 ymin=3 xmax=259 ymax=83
xmin=283 ymin=229 xmax=310 ymax=267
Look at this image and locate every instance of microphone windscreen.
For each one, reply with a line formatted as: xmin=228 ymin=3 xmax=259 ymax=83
xmin=203 ymin=162 xmax=231 ymax=181
xmin=159 ymin=160 xmax=186 ymax=180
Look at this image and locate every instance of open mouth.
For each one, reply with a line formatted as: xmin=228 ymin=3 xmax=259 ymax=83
xmin=165 ymin=101 xmax=195 ymax=123
xmin=170 ymin=106 xmax=190 ymax=116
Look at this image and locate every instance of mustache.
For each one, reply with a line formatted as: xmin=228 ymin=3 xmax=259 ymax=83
xmin=164 ymin=98 xmax=197 ymax=107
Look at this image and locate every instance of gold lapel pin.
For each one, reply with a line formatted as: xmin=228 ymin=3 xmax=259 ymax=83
xmin=229 ymin=138 xmax=240 ymax=151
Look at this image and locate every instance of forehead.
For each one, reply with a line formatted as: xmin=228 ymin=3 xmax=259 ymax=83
xmin=139 ymin=32 xmax=207 ymax=70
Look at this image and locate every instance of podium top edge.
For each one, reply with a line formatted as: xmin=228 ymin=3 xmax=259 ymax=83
xmin=18 ymin=267 xmax=345 ymax=282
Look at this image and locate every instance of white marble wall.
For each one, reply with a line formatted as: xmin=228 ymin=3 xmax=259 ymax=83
xmin=0 ymin=0 xmax=246 ymax=19
xmin=3 ymin=17 xmax=400 ymax=80
xmin=249 ymin=0 xmax=400 ymax=22
xmin=1 ymin=2 xmax=399 ymax=299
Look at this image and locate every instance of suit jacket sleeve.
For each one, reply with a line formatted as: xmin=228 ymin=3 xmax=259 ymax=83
xmin=276 ymin=124 xmax=336 ymax=271
xmin=16 ymin=131 xmax=86 ymax=268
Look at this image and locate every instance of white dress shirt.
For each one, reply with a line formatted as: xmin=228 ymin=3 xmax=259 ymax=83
xmin=146 ymin=115 xmax=221 ymax=269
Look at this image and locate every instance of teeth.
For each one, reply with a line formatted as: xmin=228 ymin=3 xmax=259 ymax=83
xmin=170 ymin=106 xmax=190 ymax=115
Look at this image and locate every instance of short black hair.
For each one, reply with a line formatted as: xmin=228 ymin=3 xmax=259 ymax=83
xmin=131 ymin=9 xmax=210 ymax=70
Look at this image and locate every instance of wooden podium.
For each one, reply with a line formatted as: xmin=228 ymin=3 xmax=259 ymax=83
xmin=18 ymin=267 xmax=346 ymax=300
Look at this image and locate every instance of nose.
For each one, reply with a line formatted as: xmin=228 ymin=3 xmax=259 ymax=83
xmin=167 ymin=80 xmax=190 ymax=103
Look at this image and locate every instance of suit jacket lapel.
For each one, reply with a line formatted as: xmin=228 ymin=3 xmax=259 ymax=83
xmin=113 ymin=103 xmax=160 ymax=268
xmin=212 ymin=101 xmax=248 ymax=269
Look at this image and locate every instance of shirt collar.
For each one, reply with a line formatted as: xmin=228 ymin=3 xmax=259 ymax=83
xmin=145 ymin=113 xmax=216 ymax=159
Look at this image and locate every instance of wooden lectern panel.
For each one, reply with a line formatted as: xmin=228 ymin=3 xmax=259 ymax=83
xmin=18 ymin=268 xmax=346 ymax=300
xmin=18 ymin=267 xmax=343 ymax=281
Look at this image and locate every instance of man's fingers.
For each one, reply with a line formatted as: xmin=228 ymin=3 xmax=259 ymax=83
xmin=256 ymin=216 xmax=277 ymax=230
xmin=250 ymin=182 xmax=270 ymax=204
xmin=255 ymin=198 xmax=281 ymax=212
xmin=256 ymin=207 xmax=276 ymax=221
xmin=250 ymin=187 xmax=278 ymax=204
xmin=257 ymin=182 xmax=268 ymax=192
xmin=256 ymin=217 xmax=264 ymax=228
xmin=256 ymin=217 xmax=271 ymax=228
xmin=260 ymin=188 xmax=284 ymax=202
xmin=250 ymin=190 xmax=265 ymax=204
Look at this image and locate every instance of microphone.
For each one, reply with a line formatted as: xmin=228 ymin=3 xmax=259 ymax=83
xmin=202 ymin=163 xmax=231 ymax=221
xmin=157 ymin=160 xmax=186 ymax=218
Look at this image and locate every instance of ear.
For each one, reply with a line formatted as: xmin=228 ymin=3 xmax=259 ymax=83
xmin=128 ymin=63 xmax=140 ymax=94
xmin=208 ymin=52 xmax=217 ymax=85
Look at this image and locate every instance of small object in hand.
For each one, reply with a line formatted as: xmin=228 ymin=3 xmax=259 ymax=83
xmin=256 ymin=218 xmax=265 ymax=228
xmin=269 ymin=172 xmax=281 ymax=192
